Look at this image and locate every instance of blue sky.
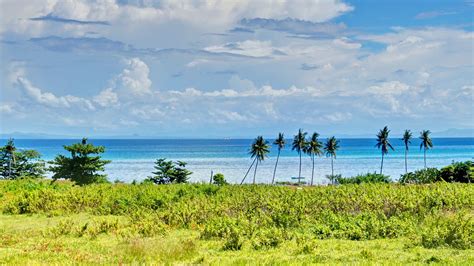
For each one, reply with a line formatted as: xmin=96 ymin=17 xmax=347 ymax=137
xmin=0 ymin=0 xmax=473 ymax=138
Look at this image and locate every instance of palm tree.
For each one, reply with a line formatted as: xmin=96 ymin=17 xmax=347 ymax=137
xmin=292 ymin=129 xmax=308 ymax=184
xmin=272 ymin=133 xmax=285 ymax=185
xmin=375 ymin=126 xmax=394 ymax=174
xmin=401 ymin=130 xmax=412 ymax=173
xmin=324 ymin=136 xmax=340 ymax=182
xmin=419 ymin=130 xmax=433 ymax=168
xmin=5 ymin=138 xmax=16 ymax=178
xmin=304 ymin=132 xmax=323 ymax=186
xmin=249 ymin=136 xmax=270 ymax=184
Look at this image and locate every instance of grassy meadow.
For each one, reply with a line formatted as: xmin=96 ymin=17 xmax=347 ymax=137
xmin=0 ymin=180 xmax=473 ymax=264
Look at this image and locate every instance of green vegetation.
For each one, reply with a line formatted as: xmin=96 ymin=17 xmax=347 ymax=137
xmin=48 ymin=138 xmax=110 ymax=185
xmin=400 ymin=161 xmax=473 ymax=184
xmin=212 ymin=173 xmax=227 ymax=186
xmin=0 ymin=139 xmax=45 ymax=179
xmin=242 ymin=136 xmax=270 ymax=184
xmin=292 ymin=129 xmax=308 ymax=184
xmin=0 ymin=180 xmax=472 ymax=264
xmin=402 ymin=129 xmax=412 ymax=174
xmin=420 ymin=130 xmax=434 ymax=168
xmin=146 ymin=158 xmax=193 ymax=184
xmin=336 ymin=173 xmax=391 ymax=184
xmin=324 ymin=136 xmax=340 ymax=180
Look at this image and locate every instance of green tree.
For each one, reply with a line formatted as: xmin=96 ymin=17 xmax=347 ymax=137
xmin=148 ymin=159 xmax=192 ymax=184
xmin=324 ymin=136 xmax=340 ymax=181
xmin=49 ymin=138 xmax=110 ymax=185
xmin=375 ymin=126 xmax=394 ymax=174
xmin=401 ymin=130 xmax=412 ymax=174
xmin=304 ymin=132 xmax=322 ymax=186
xmin=272 ymin=132 xmax=285 ymax=185
xmin=212 ymin=173 xmax=228 ymax=185
xmin=0 ymin=139 xmax=45 ymax=179
xmin=249 ymin=136 xmax=270 ymax=184
xmin=292 ymin=129 xmax=308 ymax=184
xmin=420 ymin=130 xmax=433 ymax=168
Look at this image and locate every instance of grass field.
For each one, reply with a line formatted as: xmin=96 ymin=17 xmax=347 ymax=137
xmin=0 ymin=180 xmax=473 ymax=264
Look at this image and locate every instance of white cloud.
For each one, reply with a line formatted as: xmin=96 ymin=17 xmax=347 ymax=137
xmin=93 ymin=88 xmax=119 ymax=107
xmin=116 ymin=57 xmax=152 ymax=96
xmin=204 ymin=40 xmax=278 ymax=58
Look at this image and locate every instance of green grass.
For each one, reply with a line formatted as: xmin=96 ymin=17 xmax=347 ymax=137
xmin=0 ymin=180 xmax=473 ymax=264
xmin=1 ymin=214 xmax=473 ymax=265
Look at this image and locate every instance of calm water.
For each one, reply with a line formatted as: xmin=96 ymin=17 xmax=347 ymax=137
xmin=2 ymin=138 xmax=473 ymax=184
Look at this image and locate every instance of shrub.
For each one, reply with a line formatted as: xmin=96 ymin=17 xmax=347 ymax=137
xmin=420 ymin=214 xmax=473 ymax=249
xmin=212 ymin=173 xmax=228 ymax=186
xmin=325 ymin=174 xmax=341 ymax=185
xmin=440 ymin=161 xmax=473 ymax=183
xmin=336 ymin=173 xmax=391 ymax=184
xmin=251 ymin=228 xmax=284 ymax=250
xmin=222 ymin=228 xmax=243 ymax=251
xmin=399 ymin=168 xmax=440 ymax=184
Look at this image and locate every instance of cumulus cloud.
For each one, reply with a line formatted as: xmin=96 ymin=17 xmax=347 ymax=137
xmin=93 ymin=88 xmax=119 ymax=107
xmin=116 ymin=57 xmax=152 ymax=96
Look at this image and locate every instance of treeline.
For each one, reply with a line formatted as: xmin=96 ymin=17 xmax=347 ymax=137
xmin=0 ymin=126 xmax=472 ymax=186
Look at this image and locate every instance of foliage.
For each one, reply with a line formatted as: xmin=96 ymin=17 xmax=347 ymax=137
xmin=375 ymin=126 xmax=394 ymax=156
xmin=336 ymin=173 xmax=391 ymax=184
xmin=419 ymin=130 xmax=434 ymax=151
xmin=0 ymin=139 xmax=45 ymax=179
xmin=401 ymin=130 xmax=412 ymax=150
xmin=147 ymin=158 xmax=192 ymax=184
xmin=324 ymin=136 xmax=340 ymax=158
xmin=399 ymin=168 xmax=441 ymax=184
xmin=48 ymin=138 xmax=110 ymax=185
xmin=439 ymin=161 xmax=473 ymax=183
xmin=326 ymin=174 xmax=342 ymax=184
xmin=212 ymin=173 xmax=227 ymax=186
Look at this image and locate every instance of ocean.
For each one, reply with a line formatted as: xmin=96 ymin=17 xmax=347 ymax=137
xmin=3 ymin=138 xmax=473 ymax=184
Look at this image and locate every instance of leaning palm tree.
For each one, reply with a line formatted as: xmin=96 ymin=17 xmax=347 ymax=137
xmin=324 ymin=136 xmax=340 ymax=182
xmin=419 ymin=130 xmax=433 ymax=168
xmin=272 ymin=133 xmax=285 ymax=184
xmin=401 ymin=130 xmax=412 ymax=174
xmin=375 ymin=126 xmax=394 ymax=174
xmin=304 ymin=132 xmax=323 ymax=186
xmin=248 ymin=136 xmax=270 ymax=184
xmin=292 ymin=129 xmax=308 ymax=184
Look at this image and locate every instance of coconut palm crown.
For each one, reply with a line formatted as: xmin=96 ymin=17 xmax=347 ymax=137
xmin=375 ymin=126 xmax=394 ymax=174
xmin=401 ymin=130 xmax=412 ymax=173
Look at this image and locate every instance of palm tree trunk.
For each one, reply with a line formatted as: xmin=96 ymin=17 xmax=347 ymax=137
xmin=405 ymin=148 xmax=408 ymax=174
xmin=253 ymin=159 xmax=259 ymax=184
xmin=310 ymin=154 xmax=315 ymax=186
xmin=424 ymin=148 xmax=427 ymax=168
xmin=331 ymin=155 xmax=334 ymax=179
xmin=380 ymin=153 xmax=384 ymax=174
xmin=298 ymin=151 xmax=302 ymax=185
xmin=272 ymin=149 xmax=280 ymax=185
xmin=240 ymin=157 xmax=257 ymax=185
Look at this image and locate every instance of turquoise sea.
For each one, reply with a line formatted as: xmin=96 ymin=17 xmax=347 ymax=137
xmin=3 ymin=138 xmax=473 ymax=184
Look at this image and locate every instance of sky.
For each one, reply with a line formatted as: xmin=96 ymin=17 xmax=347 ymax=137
xmin=0 ymin=0 xmax=473 ymax=138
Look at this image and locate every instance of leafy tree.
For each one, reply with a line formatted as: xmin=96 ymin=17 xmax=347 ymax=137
xmin=399 ymin=168 xmax=440 ymax=184
xmin=304 ymin=132 xmax=322 ymax=186
xmin=440 ymin=161 xmax=473 ymax=183
xmin=249 ymin=136 xmax=270 ymax=184
xmin=148 ymin=158 xmax=192 ymax=184
xmin=0 ymin=139 xmax=45 ymax=179
xmin=292 ymin=129 xmax=308 ymax=185
xmin=272 ymin=132 xmax=285 ymax=185
xmin=213 ymin=173 xmax=228 ymax=185
xmin=324 ymin=136 xmax=340 ymax=182
xmin=49 ymin=138 xmax=110 ymax=185
xmin=401 ymin=130 xmax=412 ymax=174
xmin=420 ymin=130 xmax=433 ymax=168
xmin=337 ymin=173 xmax=391 ymax=184
xmin=375 ymin=126 xmax=394 ymax=174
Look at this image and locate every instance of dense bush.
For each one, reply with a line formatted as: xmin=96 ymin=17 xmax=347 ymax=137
xmin=212 ymin=173 xmax=228 ymax=186
xmin=440 ymin=161 xmax=473 ymax=183
xmin=336 ymin=173 xmax=391 ymax=184
xmin=399 ymin=168 xmax=440 ymax=184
